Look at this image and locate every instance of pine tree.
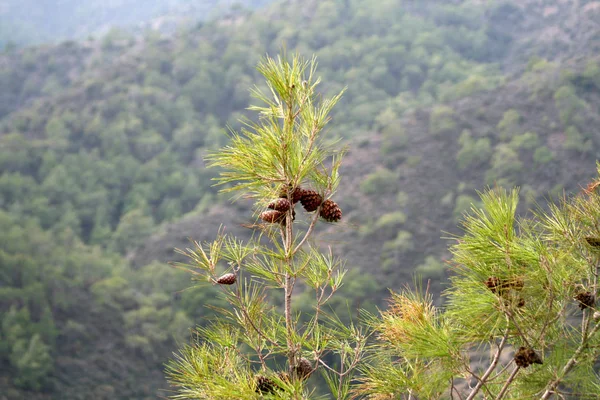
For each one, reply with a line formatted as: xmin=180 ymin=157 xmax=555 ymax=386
xmin=165 ymin=54 xmax=366 ymax=399
xmin=356 ymin=165 xmax=600 ymax=399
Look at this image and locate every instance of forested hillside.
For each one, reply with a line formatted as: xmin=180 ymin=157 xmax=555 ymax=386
xmin=1 ymin=0 xmax=599 ymax=398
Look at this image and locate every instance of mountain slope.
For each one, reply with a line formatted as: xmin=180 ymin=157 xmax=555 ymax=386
xmin=1 ymin=0 xmax=599 ymax=398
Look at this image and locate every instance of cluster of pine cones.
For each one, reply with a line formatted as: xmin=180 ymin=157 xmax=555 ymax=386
xmin=259 ymin=186 xmax=342 ymax=225
xmin=254 ymin=358 xmax=313 ymax=394
xmin=484 ymin=277 xmax=544 ymax=368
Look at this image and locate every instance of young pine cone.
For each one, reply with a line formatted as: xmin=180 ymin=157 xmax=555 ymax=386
xmin=216 ymin=273 xmax=236 ymax=285
xmin=514 ymin=347 xmax=543 ymax=368
xmin=300 ymin=190 xmax=323 ymax=212
xmin=319 ymin=199 xmax=342 ymax=222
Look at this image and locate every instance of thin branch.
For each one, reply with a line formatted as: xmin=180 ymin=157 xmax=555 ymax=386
xmin=540 ymin=320 xmax=600 ymax=399
xmin=466 ymin=328 xmax=509 ymax=400
xmin=292 ymin=209 xmax=321 ymax=254
xmin=451 ymin=379 xmax=465 ymax=400
xmin=495 ymin=366 xmax=520 ymax=400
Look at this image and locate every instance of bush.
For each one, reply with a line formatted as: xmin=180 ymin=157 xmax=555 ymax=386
xmin=533 ymin=146 xmax=554 ymax=165
xmin=429 ymin=105 xmax=457 ymax=135
xmin=456 ymin=130 xmax=492 ymax=170
xmin=360 ymin=168 xmax=398 ymax=195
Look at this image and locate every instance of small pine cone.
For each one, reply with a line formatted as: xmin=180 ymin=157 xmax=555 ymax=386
xmin=300 ymin=190 xmax=323 ymax=212
xmin=514 ymin=347 xmax=543 ymax=368
xmin=280 ymin=186 xmax=304 ymax=203
xmin=319 ymin=199 xmax=342 ymax=222
xmin=277 ymin=372 xmax=290 ymax=383
xmin=268 ymin=198 xmax=291 ymax=212
xmin=260 ymin=210 xmax=285 ymax=224
xmin=293 ymin=357 xmax=313 ymax=381
xmin=575 ymin=291 xmax=596 ymax=310
xmin=255 ymin=375 xmax=276 ymax=394
xmin=216 ymin=273 xmax=236 ymax=285
xmin=484 ymin=277 xmax=504 ymax=293
xmin=585 ymin=237 xmax=600 ymax=247
xmin=510 ymin=277 xmax=524 ymax=291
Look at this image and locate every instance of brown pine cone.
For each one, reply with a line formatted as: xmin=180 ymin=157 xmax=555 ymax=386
xmin=575 ymin=291 xmax=596 ymax=310
xmin=300 ymin=190 xmax=323 ymax=212
xmin=268 ymin=198 xmax=291 ymax=212
xmin=585 ymin=237 xmax=600 ymax=247
xmin=260 ymin=210 xmax=285 ymax=223
xmin=216 ymin=273 xmax=236 ymax=285
xmin=319 ymin=199 xmax=342 ymax=222
xmin=484 ymin=277 xmax=513 ymax=294
xmin=255 ymin=375 xmax=276 ymax=394
xmin=485 ymin=277 xmax=502 ymax=293
xmin=514 ymin=347 xmax=543 ymax=368
xmin=280 ymin=186 xmax=304 ymax=203
xmin=293 ymin=357 xmax=313 ymax=381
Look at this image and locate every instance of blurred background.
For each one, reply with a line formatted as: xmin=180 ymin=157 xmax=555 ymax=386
xmin=1 ymin=0 xmax=599 ymax=398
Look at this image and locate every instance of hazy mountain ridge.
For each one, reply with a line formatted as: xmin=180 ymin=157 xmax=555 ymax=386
xmin=1 ymin=0 xmax=599 ymax=398
xmin=0 ymin=0 xmax=272 ymax=48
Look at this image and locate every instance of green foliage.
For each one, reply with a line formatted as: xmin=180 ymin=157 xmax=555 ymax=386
xmin=111 ymin=210 xmax=155 ymax=254
xmin=167 ymin=54 xmax=367 ymax=399
xmin=533 ymin=146 xmax=554 ymax=165
xmin=554 ymin=85 xmax=586 ymax=126
xmin=564 ymin=126 xmax=592 ymax=153
xmin=415 ymin=255 xmax=445 ymax=279
xmin=456 ymin=129 xmax=492 ymax=170
xmin=452 ymin=194 xmax=481 ymax=222
xmin=497 ymin=109 xmax=521 ymax=140
xmin=510 ymin=131 xmax=539 ymax=150
xmin=359 ymin=171 xmax=600 ymax=398
xmin=429 ymin=105 xmax=457 ymax=136
xmin=486 ymin=144 xmax=523 ymax=186
xmin=360 ymin=168 xmax=398 ymax=195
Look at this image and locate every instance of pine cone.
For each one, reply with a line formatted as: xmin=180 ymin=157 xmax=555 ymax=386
xmin=585 ymin=237 xmax=600 ymax=247
xmin=268 ymin=198 xmax=291 ymax=212
xmin=511 ymin=277 xmax=524 ymax=291
xmin=277 ymin=372 xmax=290 ymax=384
xmin=319 ymin=199 xmax=342 ymax=222
xmin=255 ymin=375 xmax=276 ymax=394
xmin=514 ymin=347 xmax=543 ymax=368
xmin=293 ymin=357 xmax=313 ymax=381
xmin=280 ymin=186 xmax=304 ymax=204
xmin=260 ymin=210 xmax=285 ymax=224
xmin=216 ymin=273 xmax=236 ymax=285
xmin=575 ymin=291 xmax=595 ymax=310
xmin=300 ymin=190 xmax=323 ymax=212
xmin=485 ymin=277 xmax=502 ymax=293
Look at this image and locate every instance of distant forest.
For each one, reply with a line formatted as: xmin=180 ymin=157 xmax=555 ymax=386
xmin=1 ymin=0 xmax=599 ymax=398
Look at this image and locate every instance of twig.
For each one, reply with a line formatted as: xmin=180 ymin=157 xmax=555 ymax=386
xmin=466 ymin=329 xmax=509 ymax=400
xmin=292 ymin=209 xmax=321 ymax=254
xmin=540 ymin=320 xmax=600 ymax=399
xmin=495 ymin=366 xmax=520 ymax=400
